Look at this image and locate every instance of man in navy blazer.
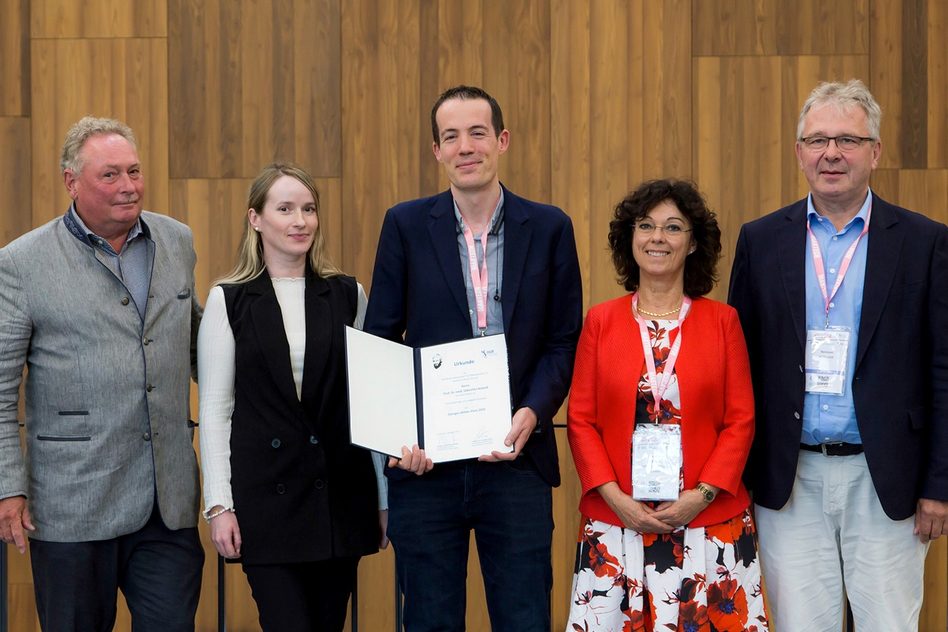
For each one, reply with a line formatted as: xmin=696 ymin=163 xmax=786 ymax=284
xmin=364 ymin=85 xmax=582 ymax=631
xmin=729 ymin=80 xmax=948 ymax=631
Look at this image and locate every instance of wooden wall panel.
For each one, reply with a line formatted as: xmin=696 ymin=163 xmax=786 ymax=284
xmin=694 ymin=57 xmax=782 ymax=301
xmin=168 ymin=0 xmax=341 ymax=180
xmin=927 ymin=0 xmax=947 ymax=169
xmin=483 ymin=0 xmax=551 ymax=203
xmin=693 ymin=0 xmax=869 ymax=56
xmin=0 ymin=118 xmax=32 ymax=245
xmin=30 ymin=37 xmax=169 ymax=225
xmin=3 ymin=1 xmax=947 ymax=630
xmin=341 ymin=0 xmax=422 ymax=283
xmin=550 ymin=0 xmax=591 ymax=307
xmin=0 ymin=0 xmax=29 ymax=116
xmin=30 ymin=0 xmax=166 ymax=38
xmin=588 ymin=0 xmax=633 ymax=305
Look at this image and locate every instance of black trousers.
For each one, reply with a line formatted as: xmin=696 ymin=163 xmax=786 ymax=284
xmin=29 ymin=503 xmax=204 ymax=632
xmin=243 ymin=556 xmax=360 ymax=632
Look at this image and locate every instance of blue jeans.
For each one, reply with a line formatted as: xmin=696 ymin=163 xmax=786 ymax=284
xmin=388 ymin=459 xmax=553 ymax=632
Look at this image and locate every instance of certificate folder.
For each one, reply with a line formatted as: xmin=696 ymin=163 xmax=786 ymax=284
xmin=345 ymin=327 xmax=513 ymax=463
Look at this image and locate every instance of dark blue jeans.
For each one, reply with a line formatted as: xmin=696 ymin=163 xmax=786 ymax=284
xmin=388 ymin=459 xmax=553 ymax=632
xmin=29 ymin=503 xmax=204 ymax=632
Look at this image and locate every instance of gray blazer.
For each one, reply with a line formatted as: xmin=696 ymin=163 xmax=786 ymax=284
xmin=0 ymin=210 xmax=202 ymax=541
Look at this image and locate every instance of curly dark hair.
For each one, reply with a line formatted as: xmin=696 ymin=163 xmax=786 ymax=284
xmin=608 ymin=179 xmax=722 ymax=297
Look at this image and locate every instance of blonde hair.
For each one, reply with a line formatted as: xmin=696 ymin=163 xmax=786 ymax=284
xmin=61 ymin=116 xmax=137 ymax=174
xmin=797 ymin=79 xmax=882 ymax=140
xmin=216 ymin=163 xmax=342 ymax=285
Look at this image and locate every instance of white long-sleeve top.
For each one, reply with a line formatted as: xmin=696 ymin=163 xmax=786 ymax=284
xmin=197 ymin=277 xmax=388 ymax=516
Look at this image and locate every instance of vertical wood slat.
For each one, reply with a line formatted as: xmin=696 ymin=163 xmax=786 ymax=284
xmin=928 ymin=0 xmax=948 ymax=168
xmin=0 ymin=0 xmax=30 ymax=116
xmin=550 ymin=0 xmax=591 ymax=308
xmin=870 ymin=0 xmax=904 ymax=170
xmin=588 ymin=0 xmax=632 ymax=306
xmin=0 ymin=118 xmax=32 ymax=246
xmin=899 ymin=0 xmax=928 ymax=168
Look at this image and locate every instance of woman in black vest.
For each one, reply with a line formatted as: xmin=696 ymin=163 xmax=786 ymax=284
xmin=197 ymin=163 xmax=387 ymax=631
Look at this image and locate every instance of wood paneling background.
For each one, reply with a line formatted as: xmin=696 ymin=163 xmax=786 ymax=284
xmin=1 ymin=0 xmax=945 ymax=630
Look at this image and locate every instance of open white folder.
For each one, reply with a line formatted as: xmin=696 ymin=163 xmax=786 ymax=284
xmin=345 ymin=327 xmax=513 ymax=463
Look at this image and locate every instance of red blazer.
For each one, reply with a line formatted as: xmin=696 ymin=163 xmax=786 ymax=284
xmin=567 ymin=294 xmax=754 ymax=528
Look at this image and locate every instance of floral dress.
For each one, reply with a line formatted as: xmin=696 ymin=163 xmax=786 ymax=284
xmin=566 ymin=319 xmax=770 ymax=632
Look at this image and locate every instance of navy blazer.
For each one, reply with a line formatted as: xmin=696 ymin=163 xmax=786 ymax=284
xmin=728 ymin=193 xmax=948 ymax=520
xmin=363 ymin=185 xmax=583 ymax=486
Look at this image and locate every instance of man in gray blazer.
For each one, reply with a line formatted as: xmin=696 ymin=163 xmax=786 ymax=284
xmin=0 ymin=117 xmax=204 ymax=631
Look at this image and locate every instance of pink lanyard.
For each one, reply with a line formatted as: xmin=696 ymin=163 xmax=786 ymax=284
xmin=632 ymin=294 xmax=692 ymax=413
xmin=461 ymin=224 xmax=489 ymax=334
xmin=806 ymin=204 xmax=871 ymax=325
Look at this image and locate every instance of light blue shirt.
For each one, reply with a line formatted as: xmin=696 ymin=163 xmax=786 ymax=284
xmin=455 ymin=191 xmax=505 ymax=337
xmin=801 ymin=190 xmax=872 ymax=445
xmin=66 ymin=204 xmax=152 ymax=321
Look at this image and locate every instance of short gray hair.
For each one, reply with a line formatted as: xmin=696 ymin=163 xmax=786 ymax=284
xmin=60 ymin=116 xmax=138 ymax=174
xmin=797 ymin=79 xmax=882 ymax=140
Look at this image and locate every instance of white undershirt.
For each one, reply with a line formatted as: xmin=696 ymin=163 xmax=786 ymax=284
xmin=197 ymin=278 xmax=387 ymax=513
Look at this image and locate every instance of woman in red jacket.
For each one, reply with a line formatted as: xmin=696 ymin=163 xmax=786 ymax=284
xmin=566 ymin=180 xmax=769 ymax=631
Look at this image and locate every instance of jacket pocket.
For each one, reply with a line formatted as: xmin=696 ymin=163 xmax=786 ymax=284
xmin=37 ymin=435 xmax=92 ymax=442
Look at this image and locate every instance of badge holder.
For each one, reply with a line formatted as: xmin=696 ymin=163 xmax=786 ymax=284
xmin=631 ymin=423 xmax=681 ymax=501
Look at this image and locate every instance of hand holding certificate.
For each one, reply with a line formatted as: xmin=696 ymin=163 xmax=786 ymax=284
xmin=346 ymin=328 xmax=514 ymax=464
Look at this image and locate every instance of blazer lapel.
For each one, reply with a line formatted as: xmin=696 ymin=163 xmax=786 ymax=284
xmin=500 ymin=186 xmax=532 ymax=331
xmin=855 ymin=196 xmax=902 ymax=370
xmin=428 ymin=191 xmax=471 ymax=321
xmin=776 ymin=201 xmax=808 ymax=352
xmin=248 ymin=273 xmax=302 ymax=410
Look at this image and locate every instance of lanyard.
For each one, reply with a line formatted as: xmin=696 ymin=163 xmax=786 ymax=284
xmin=806 ymin=204 xmax=871 ymax=326
xmin=462 ymin=224 xmax=489 ymax=334
xmin=632 ymin=294 xmax=691 ymax=415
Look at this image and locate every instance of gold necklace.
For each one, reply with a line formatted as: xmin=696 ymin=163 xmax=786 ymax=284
xmin=637 ymin=304 xmax=681 ymax=318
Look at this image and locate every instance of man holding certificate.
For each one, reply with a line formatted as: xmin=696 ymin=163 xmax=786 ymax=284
xmin=363 ymin=85 xmax=583 ymax=632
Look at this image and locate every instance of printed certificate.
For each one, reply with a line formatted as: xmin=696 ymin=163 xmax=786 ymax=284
xmin=345 ymin=327 xmax=512 ymax=462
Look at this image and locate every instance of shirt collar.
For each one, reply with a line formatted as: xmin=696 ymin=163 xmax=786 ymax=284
xmin=454 ymin=189 xmax=505 ymax=235
xmin=64 ymin=203 xmax=147 ymax=253
xmin=806 ymin=189 xmax=872 ymax=234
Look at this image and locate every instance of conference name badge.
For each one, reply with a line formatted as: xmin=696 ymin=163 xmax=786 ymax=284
xmin=631 ymin=423 xmax=681 ymax=501
xmin=805 ymin=327 xmax=850 ymax=396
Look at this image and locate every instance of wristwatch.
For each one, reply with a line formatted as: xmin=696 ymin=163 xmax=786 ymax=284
xmin=696 ymin=482 xmax=717 ymax=503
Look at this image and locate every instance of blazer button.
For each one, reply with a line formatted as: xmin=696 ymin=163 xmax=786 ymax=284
xmin=143 ymin=431 xmax=151 ymax=441
xmin=121 ymin=297 xmax=130 ymax=306
xmin=309 ymin=435 xmax=318 ymax=445
xmin=314 ymin=479 xmax=326 ymax=490
xmin=271 ymin=438 xmax=281 ymax=448
xmin=146 ymin=384 xmax=154 ymax=392
xmin=793 ymin=411 xmax=801 ymax=420
xmin=276 ymin=483 xmax=286 ymax=494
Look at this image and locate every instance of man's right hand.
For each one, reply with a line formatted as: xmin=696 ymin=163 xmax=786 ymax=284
xmin=0 ymin=496 xmax=35 ymax=553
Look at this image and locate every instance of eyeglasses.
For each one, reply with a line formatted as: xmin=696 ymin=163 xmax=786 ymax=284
xmin=799 ymin=135 xmax=876 ymax=152
xmin=634 ymin=221 xmax=692 ymax=236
